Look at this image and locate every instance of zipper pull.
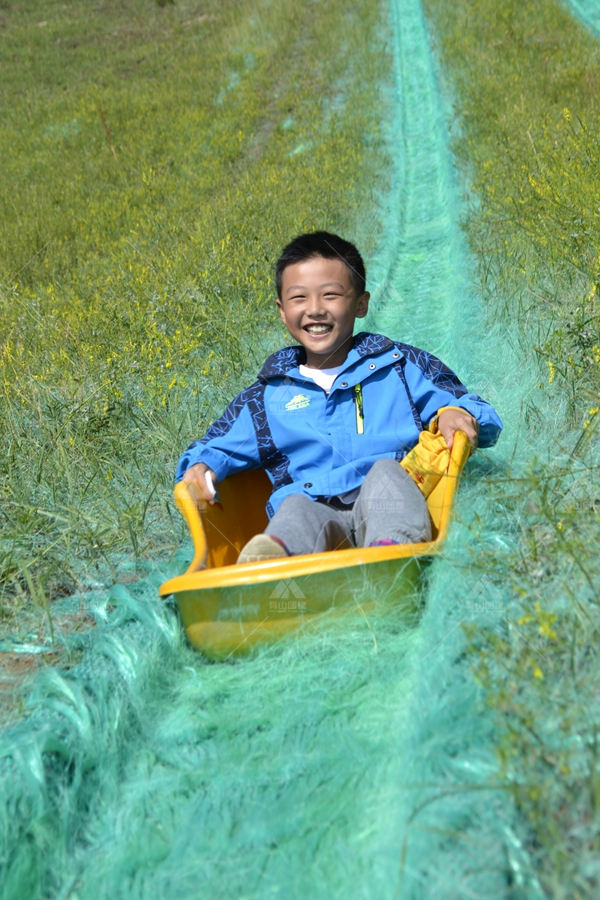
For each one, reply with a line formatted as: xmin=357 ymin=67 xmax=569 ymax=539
xmin=354 ymin=383 xmax=364 ymax=434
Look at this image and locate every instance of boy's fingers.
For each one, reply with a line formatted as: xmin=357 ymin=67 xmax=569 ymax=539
xmin=462 ymin=426 xmax=479 ymax=452
xmin=439 ymin=422 xmax=456 ymax=451
xmin=461 ymin=423 xmax=479 ymax=452
xmin=438 ymin=412 xmax=479 ymax=453
xmin=183 ymin=465 xmax=217 ymax=504
xmin=439 ymin=425 xmax=453 ymax=450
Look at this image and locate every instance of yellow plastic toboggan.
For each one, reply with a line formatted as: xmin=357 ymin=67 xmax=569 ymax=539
xmin=159 ymin=431 xmax=470 ymax=659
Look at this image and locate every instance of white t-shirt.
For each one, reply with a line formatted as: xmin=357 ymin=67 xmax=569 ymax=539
xmin=299 ymin=364 xmax=341 ymax=394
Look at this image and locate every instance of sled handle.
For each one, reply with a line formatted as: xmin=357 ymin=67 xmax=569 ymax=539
xmin=435 ymin=429 xmax=470 ymax=542
xmin=173 ymin=480 xmax=208 ymax=573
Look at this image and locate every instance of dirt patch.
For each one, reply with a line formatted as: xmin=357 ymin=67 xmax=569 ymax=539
xmin=0 ymin=651 xmax=46 ymax=726
xmin=0 ymin=609 xmax=97 ymax=726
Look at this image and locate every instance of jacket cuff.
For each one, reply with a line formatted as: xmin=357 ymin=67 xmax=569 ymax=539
xmin=176 ymin=446 xmax=232 ymax=482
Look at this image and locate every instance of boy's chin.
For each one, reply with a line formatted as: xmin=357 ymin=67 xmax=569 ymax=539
xmin=299 ymin=339 xmax=336 ymax=357
xmin=300 ymin=338 xmax=333 ymax=352
xmin=300 ymin=339 xmax=353 ymax=367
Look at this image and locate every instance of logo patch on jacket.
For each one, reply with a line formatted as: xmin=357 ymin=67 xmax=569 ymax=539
xmin=285 ymin=393 xmax=310 ymax=411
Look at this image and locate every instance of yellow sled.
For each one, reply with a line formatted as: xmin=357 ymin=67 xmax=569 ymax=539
xmin=159 ymin=431 xmax=470 ymax=659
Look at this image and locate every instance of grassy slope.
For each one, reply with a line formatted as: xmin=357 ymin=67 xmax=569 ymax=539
xmin=422 ymin=0 xmax=600 ymax=895
xmin=0 ymin=0 xmax=391 ymax=622
xmin=1 ymin=9 xmax=512 ymax=899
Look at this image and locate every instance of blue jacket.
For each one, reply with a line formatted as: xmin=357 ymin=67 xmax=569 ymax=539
xmin=176 ymin=332 xmax=502 ymax=517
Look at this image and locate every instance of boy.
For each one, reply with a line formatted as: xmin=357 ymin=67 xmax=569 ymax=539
xmin=176 ymin=232 xmax=502 ymax=563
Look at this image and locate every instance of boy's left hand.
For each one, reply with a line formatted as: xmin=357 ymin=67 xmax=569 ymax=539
xmin=437 ymin=408 xmax=479 ymax=452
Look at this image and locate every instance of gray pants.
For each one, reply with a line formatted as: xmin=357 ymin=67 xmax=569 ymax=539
xmin=265 ymin=458 xmax=431 ymax=556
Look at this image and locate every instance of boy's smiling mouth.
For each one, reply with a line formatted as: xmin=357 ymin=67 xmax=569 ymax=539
xmin=304 ymin=323 xmax=333 ymax=335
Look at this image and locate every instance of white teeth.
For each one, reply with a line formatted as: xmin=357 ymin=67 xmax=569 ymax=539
xmin=305 ymin=325 xmax=331 ymax=334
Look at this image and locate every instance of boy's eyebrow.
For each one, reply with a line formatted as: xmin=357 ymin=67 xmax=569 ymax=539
xmin=285 ymin=281 xmax=346 ymax=295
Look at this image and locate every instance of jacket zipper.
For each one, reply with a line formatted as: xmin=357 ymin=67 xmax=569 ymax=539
xmin=354 ymin=383 xmax=364 ymax=434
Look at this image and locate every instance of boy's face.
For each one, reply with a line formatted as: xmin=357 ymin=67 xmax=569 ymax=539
xmin=276 ymin=256 xmax=370 ymax=369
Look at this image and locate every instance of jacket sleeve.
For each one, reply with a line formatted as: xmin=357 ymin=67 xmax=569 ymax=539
xmin=402 ymin=350 xmax=503 ymax=449
xmin=175 ymin=391 xmax=261 ymax=482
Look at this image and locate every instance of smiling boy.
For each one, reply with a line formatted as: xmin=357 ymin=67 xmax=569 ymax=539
xmin=176 ymin=232 xmax=502 ymax=562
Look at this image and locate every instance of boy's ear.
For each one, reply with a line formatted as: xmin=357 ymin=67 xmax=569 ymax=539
xmin=356 ymin=291 xmax=370 ymax=319
xmin=275 ymin=297 xmax=286 ymax=324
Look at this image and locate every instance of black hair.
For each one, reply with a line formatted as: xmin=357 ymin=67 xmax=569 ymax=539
xmin=275 ymin=231 xmax=366 ymax=299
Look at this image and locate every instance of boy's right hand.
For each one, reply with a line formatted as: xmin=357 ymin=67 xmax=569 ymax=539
xmin=182 ymin=463 xmax=218 ymax=505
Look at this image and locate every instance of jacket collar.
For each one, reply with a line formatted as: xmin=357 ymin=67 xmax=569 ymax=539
xmin=258 ymin=332 xmax=396 ymax=380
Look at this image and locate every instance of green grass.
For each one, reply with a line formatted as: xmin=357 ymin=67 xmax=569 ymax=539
xmin=422 ymin=0 xmax=600 ymax=894
xmin=424 ymin=0 xmax=600 ymax=407
xmin=0 ymin=0 xmax=392 ymax=623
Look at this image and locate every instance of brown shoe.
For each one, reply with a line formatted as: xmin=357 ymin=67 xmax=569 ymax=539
xmin=237 ymin=535 xmax=289 ymax=564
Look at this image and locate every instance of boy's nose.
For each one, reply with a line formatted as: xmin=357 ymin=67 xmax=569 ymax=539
xmin=306 ymin=296 xmax=326 ymax=316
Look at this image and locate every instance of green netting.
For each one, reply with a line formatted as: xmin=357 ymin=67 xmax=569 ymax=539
xmin=567 ymin=0 xmax=600 ymax=34
xmin=0 ymin=1 xmax=550 ymax=897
